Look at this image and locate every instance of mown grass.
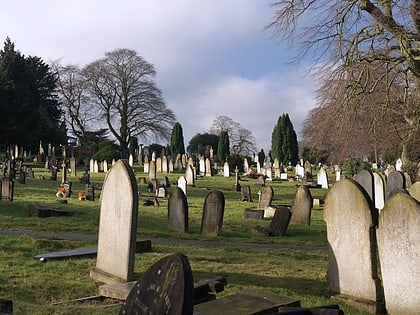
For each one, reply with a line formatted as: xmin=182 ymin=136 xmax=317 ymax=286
xmin=0 ymin=163 xmax=372 ymax=314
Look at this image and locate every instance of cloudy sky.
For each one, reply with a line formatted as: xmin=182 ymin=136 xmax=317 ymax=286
xmin=0 ymin=0 xmax=318 ymax=152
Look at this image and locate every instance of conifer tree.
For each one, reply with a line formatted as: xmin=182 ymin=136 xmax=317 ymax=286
xmin=271 ymin=113 xmax=298 ymax=164
xmin=217 ymin=130 xmax=230 ymax=162
xmin=170 ymin=122 xmax=185 ymax=158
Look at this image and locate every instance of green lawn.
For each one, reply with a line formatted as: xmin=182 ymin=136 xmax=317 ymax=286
xmin=0 ymin=163 xmax=372 ymax=314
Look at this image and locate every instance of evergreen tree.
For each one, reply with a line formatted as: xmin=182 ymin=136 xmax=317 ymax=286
xmin=170 ymin=122 xmax=185 ymax=158
xmin=271 ymin=113 xmax=299 ymax=164
xmin=0 ymin=37 xmax=66 ymax=151
xmin=217 ymin=130 xmax=230 ymax=162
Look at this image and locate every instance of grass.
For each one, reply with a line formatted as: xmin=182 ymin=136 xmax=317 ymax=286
xmin=0 ymin=163 xmax=372 ymax=314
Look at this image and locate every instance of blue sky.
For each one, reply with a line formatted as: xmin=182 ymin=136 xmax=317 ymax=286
xmin=0 ymin=0 xmax=318 ymax=152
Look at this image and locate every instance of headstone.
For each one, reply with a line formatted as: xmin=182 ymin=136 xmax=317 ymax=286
xmin=205 ymin=158 xmax=212 ymax=176
xmin=243 ymin=209 xmax=264 ymax=220
xmin=256 ymin=161 xmax=261 ymax=173
xmin=291 ymin=185 xmax=313 ymax=225
xmin=143 ymin=162 xmax=149 ymax=173
xmin=185 ymin=165 xmax=195 ymax=186
xmin=200 ymin=190 xmax=225 ymax=236
xmin=90 ymin=159 xmax=138 ymax=284
xmin=253 ymin=206 xmax=292 ymax=237
xmin=256 ymin=175 xmax=265 ymax=186
xmin=373 ymin=172 xmax=385 ymax=210
xmin=241 ymin=185 xmax=252 ymax=202
xmin=89 ymin=159 xmax=94 ymax=173
xmin=354 ymin=170 xmax=374 ymax=205
xmin=156 ymin=187 xmax=166 ymax=198
xmin=395 ymin=158 xmax=403 ymax=171
xmin=324 ymin=178 xmax=383 ymax=313
xmin=168 ymin=187 xmax=189 ymax=233
xmin=377 ymin=192 xmax=420 ymax=315
xmin=223 ymin=162 xmax=229 ymax=177
xmin=19 ymin=167 xmax=26 ymax=184
xmin=168 ymin=159 xmax=174 ymax=173
xmin=162 ymin=156 xmax=168 ymax=173
xmin=103 ymin=160 xmax=108 ymax=172
xmin=199 ymin=157 xmax=205 ymax=176
xmin=317 ymin=168 xmax=329 ymax=188
xmin=280 ymin=173 xmax=288 ymax=180
xmin=148 ymin=160 xmax=156 ymax=181
xmin=118 ymin=254 xmax=194 ymax=315
xmin=156 ymin=157 xmax=162 ymax=173
xmin=128 ymin=154 xmax=133 ymax=167
xmin=177 ymin=176 xmax=187 ymax=196
xmin=385 ymin=170 xmax=406 ymax=201
xmin=409 ymin=181 xmax=420 ymax=202
xmin=1 ymin=177 xmax=14 ymax=201
xmin=258 ymin=186 xmax=273 ymax=210
xmin=26 ymin=167 xmax=34 ymax=179
xmin=70 ymin=157 xmax=76 ymax=176
xmin=181 ymin=154 xmax=187 ymax=169
xmin=85 ymin=184 xmax=95 ymax=201
xmin=335 ymin=170 xmax=341 ymax=182
xmin=244 ymin=158 xmax=249 ymax=173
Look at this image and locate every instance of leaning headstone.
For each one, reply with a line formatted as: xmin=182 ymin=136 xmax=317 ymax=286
xmin=324 ymin=178 xmax=383 ymax=313
xmin=1 ymin=177 xmax=14 ymax=201
xmin=90 ymin=159 xmax=138 ymax=284
xmin=373 ymin=172 xmax=385 ymax=210
xmin=291 ymin=185 xmax=313 ymax=225
xmin=118 ymin=254 xmax=194 ymax=315
xmin=253 ymin=206 xmax=292 ymax=236
xmin=408 ymin=181 xmax=420 ymax=202
xmin=385 ymin=170 xmax=405 ymax=201
xmin=168 ymin=187 xmax=189 ymax=233
xmin=258 ymin=186 xmax=273 ymax=210
xmin=200 ymin=190 xmax=225 ymax=236
xmin=354 ymin=170 xmax=374 ymax=205
xmin=377 ymin=192 xmax=420 ymax=315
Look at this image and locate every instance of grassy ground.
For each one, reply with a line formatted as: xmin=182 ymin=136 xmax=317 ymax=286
xmin=0 ymin=163 xmax=372 ymax=314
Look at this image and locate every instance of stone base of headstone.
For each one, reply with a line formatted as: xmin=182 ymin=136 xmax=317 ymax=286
xmin=193 ymin=288 xmax=300 ymax=315
xmin=27 ymin=204 xmax=73 ymax=217
xmin=99 ymin=281 xmax=136 ymax=300
xmin=243 ymin=209 xmax=264 ymax=220
xmin=0 ymin=298 xmax=13 ymax=314
xmin=90 ymin=267 xmax=133 ymax=285
xmin=327 ymin=293 xmax=385 ymax=315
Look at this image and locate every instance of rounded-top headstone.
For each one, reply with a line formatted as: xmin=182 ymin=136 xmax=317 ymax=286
xmin=119 ymin=254 xmax=194 ymax=315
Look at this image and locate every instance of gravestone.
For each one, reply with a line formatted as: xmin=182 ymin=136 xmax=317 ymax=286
xmin=317 ymin=167 xmax=328 ymax=188
xmin=385 ymin=170 xmax=405 ymax=201
xmin=148 ymin=160 xmax=156 ymax=181
xmin=26 ymin=167 xmax=34 ymax=179
xmin=253 ymin=206 xmax=292 ymax=236
xmin=177 ymin=176 xmax=187 ymax=196
xmin=408 ymin=181 xmax=420 ymax=202
xmin=19 ymin=167 xmax=26 ymax=184
xmin=85 ymin=184 xmax=95 ymax=201
xmin=162 ymin=156 xmax=168 ymax=173
xmin=1 ymin=177 xmax=14 ymax=201
xmin=169 ymin=159 xmax=174 ymax=173
xmin=354 ymin=170 xmax=374 ymax=205
xmin=256 ymin=175 xmax=265 ymax=186
xmin=70 ymin=157 xmax=76 ymax=176
xmin=168 ymin=187 xmax=189 ymax=233
xmin=377 ymin=192 xmax=420 ymax=315
xmin=93 ymin=160 xmax=99 ymax=173
xmin=156 ymin=187 xmax=166 ymax=198
xmin=156 ymin=157 xmax=162 ymax=173
xmin=223 ymin=162 xmax=229 ymax=177
xmin=200 ymin=190 xmax=225 ymax=236
xmin=90 ymin=159 xmax=138 ymax=284
xmin=373 ymin=172 xmax=385 ymax=210
xmin=199 ymin=157 xmax=205 ymax=176
xmin=103 ymin=160 xmax=108 ymax=173
xmin=89 ymin=159 xmax=94 ymax=173
xmin=128 ymin=154 xmax=134 ymax=167
xmin=205 ymin=158 xmax=212 ymax=176
xmin=118 ymin=254 xmax=194 ymax=315
xmin=324 ymin=178 xmax=383 ymax=313
xmin=291 ymin=185 xmax=313 ymax=225
xmin=258 ymin=186 xmax=273 ymax=210
xmin=185 ymin=165 xmax=195 ymax=186
xmin=243 ymin=158 xmax=249 ymax=173
xmin=395 ymin=158 xmax=403 ymax=171
xmin=241 ymin=185 xmax=252 ymax=202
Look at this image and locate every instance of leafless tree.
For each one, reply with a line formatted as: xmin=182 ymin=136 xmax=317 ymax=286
xmin=53 ymin=62 xmax=93 ymax=145
xmin=83 ymin=49 xmax=175 ymax=158
xmin=268 ymin=1 xmax=420 ymax=161
xmin=209 ymin=116 xmax=257 ymax=156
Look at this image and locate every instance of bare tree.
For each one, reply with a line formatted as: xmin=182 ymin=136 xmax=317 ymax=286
xmin=209 ymin=116 xmax=257 ymax=156
xmin=53 ymin=62 xmax=93 ymax=145
xmin=83 ymin=49 xmax=175 ymax=158
xmin=268 ymin=1 xmax=420 ymax=160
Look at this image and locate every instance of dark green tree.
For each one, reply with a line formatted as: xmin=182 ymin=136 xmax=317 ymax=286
xmin=0 ymin=37 xmax=66 ymax=152
xmin=217 ymin=130 xmax=230 ymax=162
xmin=187 ymin=133 xmax=219 ymax=157
xmin=170 ymin=122 xmax=185 ymax=158
xmin=271 ymin=113 xmax=299 ymax=165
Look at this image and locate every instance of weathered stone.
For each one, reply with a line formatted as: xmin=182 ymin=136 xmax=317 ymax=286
xmin=291 ymin=185 xmax=313 ymax=225
xmin=90 ymin=159 xmax=138 ymax=284
xmin=258 ymin=186 xmax=273 ymax=210
xmin=253 ymin=206 xmax=291 ymax=237
xmin=324 ymin=178 xmax=383 ymax=313
xmin=385 ymin=170 xmax=406 ymax=201
xmin=377 ymin=192 xmax=420 ymax=315
xmin=408 ymin=181 xmax=420 ymax=202
xmin=354 ymin=170 xmax=374 ymax=205
xmin=373 ymin=172 xmax=385 ymax=210
xmin=243 ymin=209 xmax=264 ymax=220
xmin=27 ymin=204 xmax=73 ymax=217
xmin=118 ymin=254 xmax=194 ymax=315
xmin=200 ymin=190 xmax=225 ymax=236
xmin=168 ymin=187 xmax=189 ymax=233
xmin=241 ymin=185 xmax=252 ymax=202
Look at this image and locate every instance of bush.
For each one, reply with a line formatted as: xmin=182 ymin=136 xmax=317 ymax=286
xmin=92 ymin=144 xmax=120 ymax=162
xmin=402 ymin=161 xmax=418 ymax=183
xmin=341 ymin=157 xmax=370 ymax=176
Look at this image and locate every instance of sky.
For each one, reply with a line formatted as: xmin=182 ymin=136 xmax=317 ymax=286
xmin=0 ymin=0 xmax=318 ymax=153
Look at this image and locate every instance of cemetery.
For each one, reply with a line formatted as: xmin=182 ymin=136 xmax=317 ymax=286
xmin=0 ymin=150 xmax=419 ymax=314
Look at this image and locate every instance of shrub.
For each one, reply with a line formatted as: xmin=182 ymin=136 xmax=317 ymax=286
xmin=92 ymin=144 xmax=120 ymax=162
xmin=341 ymin=157 xmax=370 ymax=176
